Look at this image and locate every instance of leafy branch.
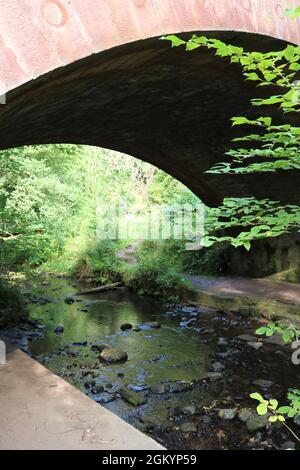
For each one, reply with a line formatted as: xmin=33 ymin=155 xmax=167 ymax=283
xmin=256 ymin=322 xmax=300 ymax=344
xmin=250 ymin=391 xmax=300 ymax=443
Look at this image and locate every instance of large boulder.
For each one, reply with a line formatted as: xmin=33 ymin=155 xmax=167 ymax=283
xmin=100 ymin=348 xmax=128 ymax=363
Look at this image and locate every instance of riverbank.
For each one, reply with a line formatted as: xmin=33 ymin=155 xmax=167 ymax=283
xmin=1 ymin=276 xmax=300 ymax=450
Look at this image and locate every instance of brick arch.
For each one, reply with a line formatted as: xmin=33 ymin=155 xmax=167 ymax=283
xmin=0 ymin=0 xmax=299 ymax=95
xmin=0 ymin=1 xmax=300 ymax=207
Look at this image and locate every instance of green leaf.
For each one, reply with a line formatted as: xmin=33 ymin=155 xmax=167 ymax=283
xmin=257 ymin=403 xmax=268 ymax=415
xmin=244 ymin=72 xmax=260 ymax=81
xmin=269 ymin=415 xmax=278 ymax=423
xmin=256 ymin=327 xmax=267 ymax=335
xmin=160 ymin=35 xmax=186 ymax=47
xmin=250 ymin=392 xmax=264 ymax=402
xmin=278 ymin=406 xmax=292 ymax=414
xmin=269 ymin=399 xmax=278 ymax=410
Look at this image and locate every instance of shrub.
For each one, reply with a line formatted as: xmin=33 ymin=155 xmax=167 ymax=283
xmin=123 ymin=241 xmax=186 ymax=300
xmin=73 ymin=239 xmax=122 ymax=284
xmin=0 ymin=278 xmax=27 ymax=327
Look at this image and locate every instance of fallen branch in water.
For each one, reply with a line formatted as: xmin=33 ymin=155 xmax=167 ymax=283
xmin=76 ymin=282 xmax=123 ymax=295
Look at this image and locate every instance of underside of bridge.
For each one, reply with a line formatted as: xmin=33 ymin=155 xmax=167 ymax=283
xmin=0 ymin=30 xmax=299 ymax=206
xmin=0 ymin=0 xmax=300 ymax=207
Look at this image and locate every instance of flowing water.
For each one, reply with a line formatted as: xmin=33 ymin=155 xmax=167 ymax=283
xmin=4 ymin=277 xmax=300 ymax=449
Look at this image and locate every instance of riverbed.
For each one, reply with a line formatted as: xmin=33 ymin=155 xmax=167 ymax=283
xmin=2 ymin=277 xmax=300 ymax=450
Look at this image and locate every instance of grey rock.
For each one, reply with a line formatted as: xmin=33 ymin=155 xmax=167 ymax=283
xmin=253 ymin=379 xmax=274 ymax=389
xmin=247 ymin=341 xmax=263 ymax=350
xmin=236 ymin=334 xmax=257 ymax=342
xmin=92 ymin=384 xmax=104 ymax=394
xmin=293 ymin=414 xmax=300 ymax=426
xmin=169 ymin=381 xmax=193 ymax=393
xmin=263 ymin=335 xmax=285 ymax=347
xmin=181 ymin=306 xmax=197 ymax=314
xmin=218 ymin=408 xmax=237 ymax=420
xmin=96 ymin=392 xmax=115 ymax=404
xmin=202 ymin=415 xmax=212 ymax=425
xmin=120 ymin=323 xmax=132 ymax=331
xmin=182 ymin=405 xmax=197 ymax=415
xmin=211 ymin=361 xmax=225 ymax=372
xmin=217 ymin=337 xmax=228 ymax=347
xmin=150 ymin=383 xmax=170 ymax=394
xmin=180 ymin=422 xmax=197 ymax=433
xmin=206 ymin=372 xmax=223 ymax=382
xmin=139 ymin=322 xmax=161 ymax=329
xmin=246 ymin=415 xmax=269 ymax=433
xmin=238 ymin=408 xmax=254 ymax=423
xmin=281 ymin=441 xmax=296 ymax=450
xmin=84 ymin=379 xmax=96 ymax=388
xmin=64 ymin=296 xmax=75 ymax=304
xmin=67 ymin=350 xmax=79 ymax=357
xmin=128 ymin=384 xmax=148 ymax=392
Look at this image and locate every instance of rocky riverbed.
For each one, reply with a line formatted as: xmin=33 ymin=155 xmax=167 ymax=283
xmin=1 ymin=276 xmax=300 ymax=450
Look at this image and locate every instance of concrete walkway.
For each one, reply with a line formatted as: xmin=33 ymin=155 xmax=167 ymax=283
xmin=184 ymin=275 xmax=300 ymax=320
xmin=185 ymin=275 xmax=300 ymax=304
xmin=0 ymin=344 xmax=163 ymax=450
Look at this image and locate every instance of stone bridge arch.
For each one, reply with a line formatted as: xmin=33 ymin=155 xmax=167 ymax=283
xmin=0 ymin=0 xmax=300 ymax=206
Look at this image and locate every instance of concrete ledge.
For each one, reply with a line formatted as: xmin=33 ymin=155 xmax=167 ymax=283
xmin=0 ymin=345 xmax=164 ymax=450
xmin=184 ymin=275 xmax=300 ymax=321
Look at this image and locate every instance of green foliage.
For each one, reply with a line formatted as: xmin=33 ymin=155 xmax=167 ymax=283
xmin=256 ymin=321 xmax=300 ymax=344
xmin=73 ymin=239 xmax=122 ymax=284
xmin=123 ymin=241 xmax=186 ymax=300
xmin=0 ymin=278 xmax=27 ymax=327
xmin=161 ymin=34 xmax=300 ymax=174
xmin=250 ymin=390 xmax=300 ymax=441
xmin=203 ymin=198 xmax=300 ymax=251
xmin=162 ymin=30 xmax=300 ymax=250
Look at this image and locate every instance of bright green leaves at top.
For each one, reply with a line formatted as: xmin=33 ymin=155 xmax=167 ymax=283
xmin=162 ymin=31 xmax=300 ymax=177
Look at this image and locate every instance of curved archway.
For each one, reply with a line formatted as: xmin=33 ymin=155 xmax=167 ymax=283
xmin=0 ymin=1 xmax=299 ymax=206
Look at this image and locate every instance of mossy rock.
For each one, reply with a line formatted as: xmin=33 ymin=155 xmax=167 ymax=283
xmin=100 ymin=347 xmax=128 ymax=363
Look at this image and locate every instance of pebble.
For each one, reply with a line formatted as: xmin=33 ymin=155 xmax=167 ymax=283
xmin=182 ymin=405 xmax=197 ymax=415
xmin=54 ymin=324 xmax=64 ymax=334
xmin=246 ymin=415 xmax=269 ymax=433
xmin=180 ymin=422 xmax=197 ymax=433
xmin=252 ymin=379 xmax=274 ymax=389
xmin=218 ymin=408 xmax=237 ymax=420
xmin=247 ymin=341 xmax=263 ymax=350
xmin=211 ymin=361 xmax=225 ymax=372
xmin=206 ymin=372 xmax=223 ymax=382
xmin=281 ymin=441 xmax=296 ymax=450
xmin=238 ymin=408 xmax=254 ymax=423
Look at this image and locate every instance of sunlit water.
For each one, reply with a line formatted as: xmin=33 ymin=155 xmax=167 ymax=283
xmin=27 ymin=278 xmax=216 ymax=430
